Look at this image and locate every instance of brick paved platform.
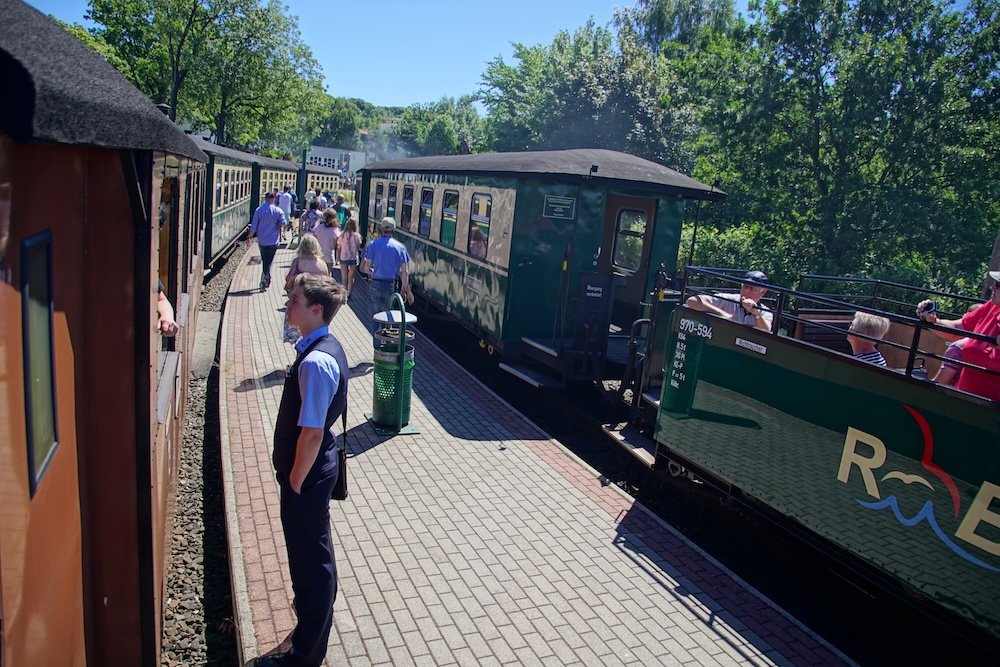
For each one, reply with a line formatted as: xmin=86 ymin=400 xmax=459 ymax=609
xmin=220 ymin=243 xmax=853 ymax=666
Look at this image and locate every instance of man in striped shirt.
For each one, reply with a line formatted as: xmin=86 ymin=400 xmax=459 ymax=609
xmin=847 ymin=311 xmax=890 ymax=366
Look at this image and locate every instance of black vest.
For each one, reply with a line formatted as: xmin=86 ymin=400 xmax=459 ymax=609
xmin=273 ymin=333 xmax=349 ymax=485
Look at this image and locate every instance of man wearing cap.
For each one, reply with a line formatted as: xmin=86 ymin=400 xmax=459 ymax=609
xmin=250 ymin=191 xmax=287 ymax=291
xmin=685 ymin=270 xmax=773 ymax=332
xmin=916 ymin=270 xmax=1000 ymax=401
xmin=363 ymin=217 xmax=414 ymax=333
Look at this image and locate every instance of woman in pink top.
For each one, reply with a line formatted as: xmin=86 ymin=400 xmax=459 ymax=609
xmin=313 ymin=208 xmax=341 ymax=275
xmin=337 ymin=216 xmax=362 ymax=300
xmin=918 ymin=270 xmax=1000 ymax=401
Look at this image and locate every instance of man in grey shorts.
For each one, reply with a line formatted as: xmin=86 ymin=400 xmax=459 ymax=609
xmin=685 ymin=270 xmax=773 ymax=332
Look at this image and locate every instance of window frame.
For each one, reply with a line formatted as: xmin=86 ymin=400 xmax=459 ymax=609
xmin=612 ymin=208 xmax=647 ymax=273
xmin=401 ymin=185 xmax=414 ymax=231
xmin=418 ymin=187 xmax=434 ymax=238
xmin=215 ymin=168 xmax=222 ymax=208
xmin=440 ymin=189 xmax=459 ymax=247
xmin=467 ymin=192 xmax=492 ymax=259
xmin=20 ymin=229 xmax=59 ymax=496
xmin=387 ymin=183 xmax=397 ymax=221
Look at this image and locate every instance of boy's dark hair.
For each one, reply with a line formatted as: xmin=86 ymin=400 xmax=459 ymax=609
xmin=294 ymin=273 xmax=345 ymax=323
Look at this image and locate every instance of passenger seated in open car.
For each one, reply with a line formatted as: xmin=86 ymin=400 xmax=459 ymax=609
xmin=685 ymin=270 xmax=773 ymax=332
xmin=846 ymin=311 xmax=889 ymax=366
xmin=916 ymin=270 xmax=1000 ymax=401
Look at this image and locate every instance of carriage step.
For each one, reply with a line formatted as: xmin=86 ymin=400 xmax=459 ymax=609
xmin=520 ymin=337 xmax=565 ymax=371
xmin=601 ymin=422 xmax=655 ymax=468
xmin=641 ymin=389 xmax=661 ymax=409
xmin=499 ymin=362 xmax=564 ymax=389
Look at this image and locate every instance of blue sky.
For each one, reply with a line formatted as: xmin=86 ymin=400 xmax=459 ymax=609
xmin=27 ymin=0 xmax=635 ymax=108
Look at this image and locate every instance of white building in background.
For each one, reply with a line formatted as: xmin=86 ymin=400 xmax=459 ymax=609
xmin=307 ymin=145 xmax=368 ymax=178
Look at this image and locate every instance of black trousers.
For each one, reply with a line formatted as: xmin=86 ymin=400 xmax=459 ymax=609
xmin=279 ymin=475 xmax=338 ymax=667
xmin=260 ymin=244 xmax=278 ymax=286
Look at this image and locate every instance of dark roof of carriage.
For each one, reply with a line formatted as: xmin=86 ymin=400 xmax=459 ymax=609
xmin=362 ymin=149 xmax=725 ymax=200
xmin=0 ymin=0 xmax=206 ymax=161
xmin=192 ymin=137 xmax=340 ymax=175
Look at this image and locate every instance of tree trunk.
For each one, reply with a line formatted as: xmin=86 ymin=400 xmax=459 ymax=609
xmin=216 ymin=90 xmax=228 ymax=146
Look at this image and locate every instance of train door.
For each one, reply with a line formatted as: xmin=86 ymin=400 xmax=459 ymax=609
xmin=599 ymin=194 xmax=658 ymax=327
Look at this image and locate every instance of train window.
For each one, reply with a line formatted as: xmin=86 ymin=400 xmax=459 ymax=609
xmin=613 ymin=209 xmax=646 ymax=272
xmin=419 ymin=188 xmax=433 ymax=238
xmin=401 ymin=185 xmax=414 ymax=231
xmin=468 ymin=193 xmax=491 ymax=259
xmin=440 ymin=190 xmax=459 ymax=246
xmin=20 ymin=230 xmax=58 ymax=496
xmin=387 ymin=184 xmax=397 ymax=220
xmin=223 ymin=170 xmax=230 ymax=206
xmin=215 ymin=168 xmax=222 ymax=208
xmin=374 ymin=182 xmax=383 ymax=220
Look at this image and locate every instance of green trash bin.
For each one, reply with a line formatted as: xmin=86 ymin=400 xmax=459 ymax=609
xmin=372 ymin=342 xmax=415 ymax=427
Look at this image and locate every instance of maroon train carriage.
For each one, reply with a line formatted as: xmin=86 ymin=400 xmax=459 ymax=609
xmin=0 ymin=1 xmax=208 ymax=664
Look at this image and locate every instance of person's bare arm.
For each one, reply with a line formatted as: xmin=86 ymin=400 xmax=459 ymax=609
xmin=917 ymin=299 xmax=965 ymax=342
xmin=157 ymin=290 xmax=178 ymax=337
xmin=686 ymin=294 xmax=729 ymax=319
xmin=400 ymin=263 xmax=414 ymax=304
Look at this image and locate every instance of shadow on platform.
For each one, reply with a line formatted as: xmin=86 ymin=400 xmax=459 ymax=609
xmin=234 ymin=369 xmax=286 ymax=392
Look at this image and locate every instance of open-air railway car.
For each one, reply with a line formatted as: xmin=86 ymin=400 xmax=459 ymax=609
xmin=0 ymin=2 xmax=208 ymax=664
xmin=644 ymin=268 xmax=1000 ymax=646
xmin=359 ymin=150 xmax=723 ymax=388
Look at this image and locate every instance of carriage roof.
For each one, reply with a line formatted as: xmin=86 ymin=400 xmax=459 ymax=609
xmin=0 ymin=0 xmax=206 ymax=162
xmin=362 ymin=149 xmax=725 ymax=201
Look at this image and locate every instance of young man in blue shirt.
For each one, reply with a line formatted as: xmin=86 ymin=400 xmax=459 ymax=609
xmin=249 ymin=192 xmax=286 ymax=290
xmin=246 ymin=274 xmax=348 ymax=667
xmin=362 ymin=216 xmax=414 ymax=334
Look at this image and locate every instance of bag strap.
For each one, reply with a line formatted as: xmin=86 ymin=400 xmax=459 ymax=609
xmin=341 ymin=410 xmax=347 ymax=453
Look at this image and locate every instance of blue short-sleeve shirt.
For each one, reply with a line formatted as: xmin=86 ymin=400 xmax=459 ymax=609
xmin=364 ymin=236 xmax=411 ymax=281
xmin=294 ymin=326 xmax=342 ymax=428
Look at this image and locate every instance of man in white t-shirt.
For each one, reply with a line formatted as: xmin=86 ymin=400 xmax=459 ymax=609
xmin=686 ymin=270 xmax=773 ymax=332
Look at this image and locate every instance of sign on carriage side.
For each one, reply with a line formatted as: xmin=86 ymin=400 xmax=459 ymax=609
xmin=543 ymin=195 xmax=576 ymax=220
xmin=837 ymin=410 xmax=1000 ymax=569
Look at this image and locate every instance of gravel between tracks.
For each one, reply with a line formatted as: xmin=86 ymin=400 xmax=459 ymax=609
xmin=161 ymin=241 xmax=249 ymax=667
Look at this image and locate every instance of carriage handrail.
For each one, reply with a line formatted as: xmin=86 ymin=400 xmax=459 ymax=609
xmin=796 ymin=273 xmax=983 ymax=309
xmin=682 ymin=266 xmax=999 ymax=382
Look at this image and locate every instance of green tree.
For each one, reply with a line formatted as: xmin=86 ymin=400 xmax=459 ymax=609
xmin=480 ymin=18 xmax=692 ymax=168
xmin=186 ymin=0 xmax=322 ymax=148
xmin=88 ymin=0 xmax=247 ymax=121
xmin=315 ymin=97 xmax=361 ymax=148
xmin=676 ymin=0 xmax=998 ymax=290
xmin=423 ymin=115 xmax=459 ymax=155
xmin=54 ymin=18 xmax=129 ymax=72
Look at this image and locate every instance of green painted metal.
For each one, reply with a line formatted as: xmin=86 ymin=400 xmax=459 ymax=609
xmin=504 ymin=180 xmax=582 ymax=343
xmin=656 ymin=308 xmax=1000 ymax=640
xmin=363 ymin=169 xmax=708 ymax=367
xmin=406 ymin=235 xmax=508 ymax=344
xmin=204 ymin=155 xmax=252 ymax=262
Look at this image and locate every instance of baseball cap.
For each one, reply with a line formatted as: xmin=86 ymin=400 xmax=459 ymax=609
xmin=379 ymin=217 xmax=396 ymax=231
xmin=744 ymin=270 xmax=769 ymax=284
xmin=988 ymin=270 xmax=1000 ymax=283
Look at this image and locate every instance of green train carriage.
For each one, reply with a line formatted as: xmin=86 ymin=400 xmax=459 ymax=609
xmin=650 ymin=269 xmax=1000 ymax=645
xmin=359 ymin=150 xmax=723 ymax=388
